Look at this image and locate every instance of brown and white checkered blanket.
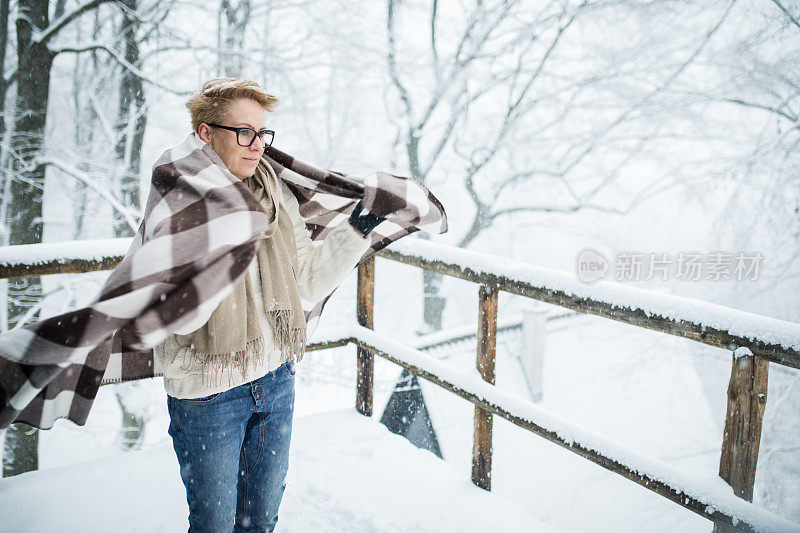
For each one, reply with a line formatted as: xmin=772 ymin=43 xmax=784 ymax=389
xmin=0 ymin=133 xmax=447 ymax=430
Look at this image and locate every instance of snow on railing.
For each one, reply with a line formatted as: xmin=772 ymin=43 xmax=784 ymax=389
xmin=1 ymin=236 xmax=797 ymax=367
xmin=0 ymin=238 xmax=132 ymax=267
xmin=382 ymin=239 xmax=800 ymax=369
xmin=0 ymin=237 xmax=132 ymax=279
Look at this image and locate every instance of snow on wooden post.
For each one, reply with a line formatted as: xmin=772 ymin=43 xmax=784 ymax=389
xmin=356 ymin=256 xmax=376 ymax=417
xmin=714 ymin=348 xmax=768 ymax=533
xmin=473 ymin=283 xmax=498 ymax=491
xmin=521 ymin=303 xmax=547 ymax=402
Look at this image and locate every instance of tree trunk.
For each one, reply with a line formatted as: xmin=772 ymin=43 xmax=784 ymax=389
xmin=112 ymin=0 xmax=147 ymax=450
xmin=2 ymin=424 xmax=37 ymax=476
xmin=112 ymin=0 xmax=145 ymax=239
xmin=0 ymin=0 xmax=13 ymax=334
xmin=0 ymin=0 xmax=10 ymax=123
xmin=218 ymin=0 xmax=251 ymax=77
xmin=2 ymin=0 xmax=54 ymax=477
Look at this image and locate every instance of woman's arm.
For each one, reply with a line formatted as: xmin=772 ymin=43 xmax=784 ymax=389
xmin=280 ymin=181 xmax=373 ymax=304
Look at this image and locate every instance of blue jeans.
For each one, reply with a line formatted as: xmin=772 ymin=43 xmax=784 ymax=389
xmin=167 ymin=359 xmax=296 ymax=533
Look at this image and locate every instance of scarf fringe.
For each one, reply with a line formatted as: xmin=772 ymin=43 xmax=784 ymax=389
xmin=273 ymin=308 xmax=307 ymax=364
xmin=168 ymin=309 xmax=306 ymax=388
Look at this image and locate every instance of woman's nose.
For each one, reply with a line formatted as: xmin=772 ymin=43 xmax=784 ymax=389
xmin=249 ymin=136 xmax=265 ymax=151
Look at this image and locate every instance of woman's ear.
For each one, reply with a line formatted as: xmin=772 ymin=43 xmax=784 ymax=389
xmin=197 ymin=123 xmax=212 ymax=144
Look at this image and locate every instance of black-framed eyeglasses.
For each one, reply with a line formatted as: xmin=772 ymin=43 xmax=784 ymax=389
xmin=207 ymin=124 xmax=275 ymax=148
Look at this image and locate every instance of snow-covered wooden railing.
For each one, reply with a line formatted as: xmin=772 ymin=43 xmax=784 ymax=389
xmin=1 ymin=237 xmax=799 ymax=532
xmin=380 ymin=240 xmax=800 ymax=370
xmin=312 ymin=325 xmax=797 ymax=533
xmin=357 ymin=239 xmax=800 ymax=533
xmin=0 ymin=238 xmax=131 ymax=279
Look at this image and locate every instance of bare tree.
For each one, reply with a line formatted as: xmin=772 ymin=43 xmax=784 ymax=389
xmin=112 ymin=0 xmax=146 ymax=237
xmin=384 ymin=0 xmax=742 ymax=332
xmin=3 ymin=0 xmax=67 ymax=478
xmin=218 ymin=0 xmax=251 ymax=76
xmin=676 ymin=3 xmax=800 ymax=518
xmin=57 ymin=0 xmax=175 ymax=451
xmin=694 ymin=0 xmax=800 ymax=315
xmin=1 ymin=0 xmax=166 ymax=476
xmin=384 ymin=0 xmax=594 ymax=331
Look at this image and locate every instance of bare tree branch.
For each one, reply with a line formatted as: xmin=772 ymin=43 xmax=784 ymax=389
xmin=465 ymin=8 xmax=579 ymax=178
xmin=769 ymin=0 xmax=800 ymax=31
xmin=52 ymin=42 xmax=190 ymax=95
xmin=430 ymin=0 xmax=439 ymax=84
xmin=456 ymin=9 xmax=581 ymax=235
xmin=494 ymin=0 xmax=741 ymax=220
xmin=489 ymin=202 xmax=627 ymax=219
xmin=7 ymin=286 xmax=65 ymax=332
xmin=719 ymin=96 xmax=799 ymax=125
xmin=34 ymin=0 xmax=121 ymax=46
xmin=417 ymin=0 xmax=520 ymax=134
xmin=386 ymin=0 xmax=413 ymax=128
xmin=39 ymin=157 xmax=140 ymax=233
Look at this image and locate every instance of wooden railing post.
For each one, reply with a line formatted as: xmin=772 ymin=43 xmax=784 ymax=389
xmin=713 ymin=348 xmax=769 ymax=533
xmin=472 ymin=283 xmax=498 ymax=491
xmin=356 ymin=256 xmax=375 ymax=417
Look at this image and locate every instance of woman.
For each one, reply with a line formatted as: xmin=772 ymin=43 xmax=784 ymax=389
xmin=158 ymin=78 xmax=385 ymax=533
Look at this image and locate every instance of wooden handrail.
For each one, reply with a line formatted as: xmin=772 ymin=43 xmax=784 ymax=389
xmin=0 ymin=238 xmax=130 ymax=279
xmin=2 ymin=238 xmax=797 ymax=370
xmin=379 ymin=240 xmax=800 ymax=371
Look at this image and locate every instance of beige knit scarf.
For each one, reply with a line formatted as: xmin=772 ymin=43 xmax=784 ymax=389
xmin=171 ymin=161 xmax=307 ymax=386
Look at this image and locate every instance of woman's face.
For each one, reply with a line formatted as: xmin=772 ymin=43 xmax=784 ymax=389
xmin=198 ymin=97 xmax=268 ymax=180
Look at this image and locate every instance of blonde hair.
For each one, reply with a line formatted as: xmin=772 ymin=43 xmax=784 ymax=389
xmin=186 ymin=78 xmax=279 ymax=132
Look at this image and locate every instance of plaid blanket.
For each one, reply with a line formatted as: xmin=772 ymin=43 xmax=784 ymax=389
xmin=0 ymin=133 xmax=447 ymax=430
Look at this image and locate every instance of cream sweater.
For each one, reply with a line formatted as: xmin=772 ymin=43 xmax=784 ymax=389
xmin=154 ymin=179 xmax=372 ymax=399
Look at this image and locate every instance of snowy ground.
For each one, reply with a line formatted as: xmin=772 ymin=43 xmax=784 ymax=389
xmin=0 ymin=408 xmax=552 ymax=533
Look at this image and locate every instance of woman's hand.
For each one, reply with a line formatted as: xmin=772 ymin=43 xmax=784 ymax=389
xmin=347 ymin=199 xmax=386 ymax=237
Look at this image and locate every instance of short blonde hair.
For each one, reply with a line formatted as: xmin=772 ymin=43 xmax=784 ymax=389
xmin=186 ymin=78 xmax=279 ymax=132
